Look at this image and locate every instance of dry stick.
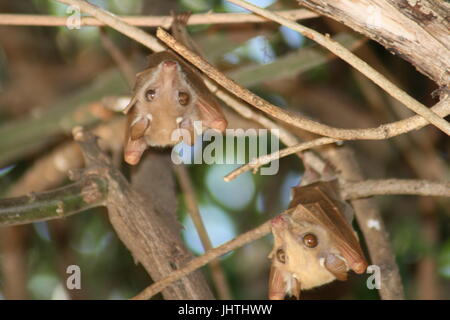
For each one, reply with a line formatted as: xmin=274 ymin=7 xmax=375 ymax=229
xmin=225 ymin=0 xmax=450 ymax=136
xmin=132 ymin=221 xmax=272 ymax=300
xmin=224 ymin=137 xmax=338 ymax=181
xmin=0 ymin=9 xmax=318 ymax=27
xmin=173 ymin=165 xmax=232 ymax=300
xmin=157 ymin=28 xmax=450 ymax=140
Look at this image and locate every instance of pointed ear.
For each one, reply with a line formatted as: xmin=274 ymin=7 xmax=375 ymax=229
xmin=196 ymin=95 xmax=227 ymax=132
xmin=123 ymin=69 xmax=153 ymax=114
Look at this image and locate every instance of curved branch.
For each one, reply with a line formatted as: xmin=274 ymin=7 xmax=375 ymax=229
xmin=0 ymin=9 xmax=318 ymax=27
xmin=226 ymin=0 xmax=450 ymax=135
xmin=157 ymin=27 xmax=450 ymax=140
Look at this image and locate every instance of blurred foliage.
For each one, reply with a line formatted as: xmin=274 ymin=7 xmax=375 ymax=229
xmin=0 ymin=0 xmax=449 ymax=300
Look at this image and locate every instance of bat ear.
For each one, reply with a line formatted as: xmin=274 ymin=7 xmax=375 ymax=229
xmin=129 ymin=116 xmax=150 ymax=140
xmin=196 ymin=95 xmax=227 ymax=132
xmin=123 ymin=69 xmax=153 ymax=114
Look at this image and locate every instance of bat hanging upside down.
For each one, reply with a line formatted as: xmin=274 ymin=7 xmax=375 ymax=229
xmin=268 ymin=179 xmax=368 ymax=299
xmin=123 ymin=14 xmax=227 ymax=165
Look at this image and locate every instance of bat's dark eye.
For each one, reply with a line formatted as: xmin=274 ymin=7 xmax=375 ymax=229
xmin=276 ymin=249 xmax=286 ymax=264
xmin=145 ymin=89 xmax=156 ymax=101
xmin=178 ymin=91 xmax=190 ymax=106
xmin=303 ymin=233 xmax=318 ymax=248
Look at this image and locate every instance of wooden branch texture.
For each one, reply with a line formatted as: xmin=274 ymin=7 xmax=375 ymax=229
xmin=297 ymin=0 xmax=450 ymax=86
xmin=74 ymin=129 xmax=213 ymax=299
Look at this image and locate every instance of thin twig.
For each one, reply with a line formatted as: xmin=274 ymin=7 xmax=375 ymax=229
xmin=74 ymin=128 xmax=214 ymax=299
xmin=0 ymin=10 xmax=318 ymax=27
xmin=226 ymin=0 xmax=450 ymax=136
xmin=342 ymin=179 xmax=450 ymax=199
xmin=99 ymin=28 xmax=135 ymax=87
xmin=0 ymin=175 xmax=107 ymax=227
xmin=173 ymin=164 xmax=232 ymax=300
xmin=224 ymin=137 xmax=339 ymax=181
xmin=132 ymin=221 xmax=272 ymax=300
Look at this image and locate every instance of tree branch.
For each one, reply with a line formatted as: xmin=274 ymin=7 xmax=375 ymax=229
xmin=0 ymin=9 xmax=318 ymax=27
xmin=225 ymin=0 xmax=450 ymax=135
xmin=72 ymin=127 xmax=214 ymax=299
xmin=342 ymin=179 xmax=450 ymax=199
xmin=157 ymin=27 xmax=450 ymax=140
xmin=132 ymin=221 xmax=272 ymax=300
xmin=224 ymin=137 xmax=339 ymax=182
xmin=297 ymin=0 xmax=450 ymax=86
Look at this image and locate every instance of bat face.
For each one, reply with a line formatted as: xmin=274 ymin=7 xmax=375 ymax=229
xmin=268 ymin=181 xmax=367 ymax=300
xmin=123 ymin=52 xmax=227 ymax=165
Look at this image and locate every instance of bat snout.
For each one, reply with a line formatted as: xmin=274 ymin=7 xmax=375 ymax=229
xmin=271 ymin=215 xmax=288 ymax=228
xmin=162 ymin=60 xmax=178 ymax=69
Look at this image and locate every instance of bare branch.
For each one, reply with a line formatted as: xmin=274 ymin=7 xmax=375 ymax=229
xmin=0 ymin=9 xmax=318 ymax=27
xmin=157 ymin=27 xmax=450 ymax=140
xmin=226 ymin=0 xmax=450 ymax=135
xmin=0 ymin=175 xmax=107 ymax=227
xmin=73 ymin=128 xmax=214 ymax=299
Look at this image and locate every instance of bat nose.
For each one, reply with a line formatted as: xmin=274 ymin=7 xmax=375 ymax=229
xmin=162 ymin=60 xmax=177 ymax=68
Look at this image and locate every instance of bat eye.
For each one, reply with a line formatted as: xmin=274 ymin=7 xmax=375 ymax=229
xmin=303 ymin=233 xmax=318 ymax=248
xmin=145 ymin=89 xmax=156 ymax=101
xmin=178 ymin=91 xmax=190 ymax=106
xmin=276 ymin=249 xmax=286 ymax=264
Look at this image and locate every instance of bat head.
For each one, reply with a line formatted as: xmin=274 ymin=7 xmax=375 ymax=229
xmin=125 ymin=58 xmax=199 ymax=147
xmin=123 ymin=52 xmax=227 ymax=165
xmin=268 ymin=183 xmax=367 ymax=299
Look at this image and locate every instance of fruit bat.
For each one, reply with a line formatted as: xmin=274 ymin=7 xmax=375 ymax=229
xmin=268 ymin=179 xmax=368 ymax=299
xmin=123 ymin=14 xmax=227 ymax=165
